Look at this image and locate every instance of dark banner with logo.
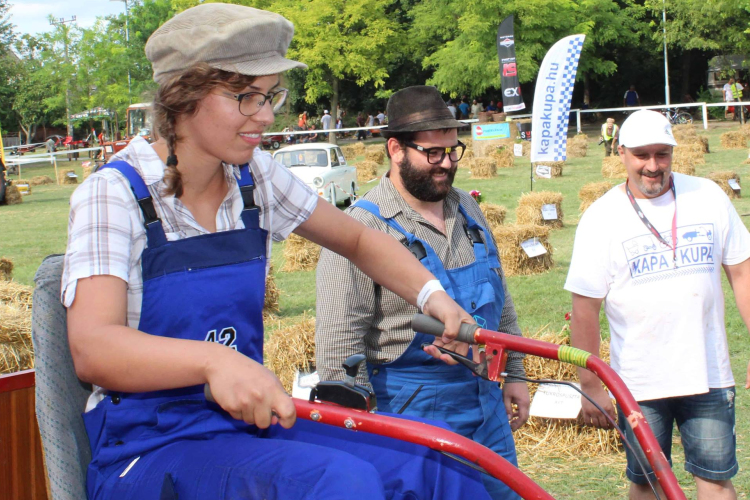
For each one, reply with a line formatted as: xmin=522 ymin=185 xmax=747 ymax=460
xmin=497 ymin=15 xmax=525 ymax=113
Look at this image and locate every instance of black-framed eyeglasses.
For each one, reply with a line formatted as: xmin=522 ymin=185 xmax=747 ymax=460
xmin=403 ymin=140 xmax=466 ymax=164
xmin=220 ymin=88 xmax=289 ymax=117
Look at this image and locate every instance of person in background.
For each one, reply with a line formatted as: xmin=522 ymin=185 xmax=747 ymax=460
xmin=623 ymin=85 xmax=641 ymax=107
xmin=298 ymin=110 xmax=308 ymax=130
xmin=567 ymin=109 xmax=750 ymax=500
xmin=458 ymin=99 xmax=470 ymax=120
xmin=63 ymin=5 xmax=492 ymax=499
xmin=376 ymin=110 xmax=386 ymax=125
xmin=470 ymin=99 xmax=483 ymax=119
xmin=320 ymin=109 xmax=332 ymax=131
xmin=600 ymin=118 xmax=619 ymax=157
xmin=316 ymin=85 xmax=529 ymax=500
xmin=486 ymin=101 xmax=497 ymax=112
xmin=356 ymin=112 xmax=367 ymax=141
xmin=447 ymin=100 xmax=457 ymax=119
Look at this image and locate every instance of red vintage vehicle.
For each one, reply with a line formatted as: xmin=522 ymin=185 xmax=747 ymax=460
xmin=98 ymin=103 xmax=153 ymax=164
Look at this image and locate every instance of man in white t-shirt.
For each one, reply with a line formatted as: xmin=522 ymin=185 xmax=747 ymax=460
xmin=320 ymin=109 xmax=332 ymax=131
xmin=565 ymin=110 xmax=750 ymax=500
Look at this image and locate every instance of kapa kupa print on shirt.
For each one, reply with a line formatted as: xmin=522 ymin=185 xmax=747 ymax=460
xmin=622 ymin=223 xmax=715 ymax=283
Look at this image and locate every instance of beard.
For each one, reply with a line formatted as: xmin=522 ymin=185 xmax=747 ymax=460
xmin=398 ymin=155 xmax=457 ymax=202
xmin=636 ymin=169 xmax=670 ymax=197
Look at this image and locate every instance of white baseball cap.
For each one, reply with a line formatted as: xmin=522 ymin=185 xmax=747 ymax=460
xmin=618 ymin=110 xmax=678 ymax=148
xmin=324 ymin=110 xmax=329 ymax=114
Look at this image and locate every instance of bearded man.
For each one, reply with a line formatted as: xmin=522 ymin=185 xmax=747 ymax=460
xmin=315 ymin=86 xmax=529 ymax=500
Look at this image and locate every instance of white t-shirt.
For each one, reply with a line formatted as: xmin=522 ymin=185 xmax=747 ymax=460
xmin=320 ymin=113 xmax=332 ymax=130
xmin=376 ymin=113 xmax=385 ymax=124
xmin=724 ymin=83 xmax=734 ymax=101
xmin=565 ymin=173 xmax=750 ymax=401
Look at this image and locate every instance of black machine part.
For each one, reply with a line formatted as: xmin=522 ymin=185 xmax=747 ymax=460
xmin=309 ymin=354 xmax=375 ymax=411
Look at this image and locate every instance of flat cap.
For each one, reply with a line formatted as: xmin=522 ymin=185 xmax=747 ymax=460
xmin=146 ymin=3 xmax=307 ymax=84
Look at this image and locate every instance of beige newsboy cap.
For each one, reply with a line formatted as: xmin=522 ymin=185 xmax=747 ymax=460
xmin=145 ymin=3 xmax=307 ymax=84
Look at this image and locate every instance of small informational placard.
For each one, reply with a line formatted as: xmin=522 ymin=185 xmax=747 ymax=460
xmin=16 ymin=183 xmax=30 ymax=194
xmin=513 ymin=143 xmax=523 ymax=157
xmin=66 ymin=172 xmax=78 ymax=179
xmin=520 ymin=237 xmax=547 ymax=258
xmin=529 ymin=382 xmax=582 ymax=419
xmin=535 ymin=165 xmax=551 ymax=179
xmin=541 ymin=203 xmax=558 ymax=220
xmin=728 ymin=179 xmax=741 ymax=191
xmin=472 ymin=123 xmax=511 ymax=141
xmin=292 ymin=369 xmax=320 ymax=400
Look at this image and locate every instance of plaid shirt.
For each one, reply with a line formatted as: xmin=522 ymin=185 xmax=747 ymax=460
xmin=315 ymin=175 xmax=525 ymax=387
xmin=62 ymin=137 xmax=318 ymax=409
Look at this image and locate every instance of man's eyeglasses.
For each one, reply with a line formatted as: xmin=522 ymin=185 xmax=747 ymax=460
xmin=403 ymin=140 xmax=466 ymax=164
xmin=220 ymin=88 xmax=288 ymax=117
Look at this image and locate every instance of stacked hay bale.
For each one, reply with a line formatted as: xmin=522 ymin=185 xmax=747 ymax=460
xmin=30 ymin=175 xmax=54 ymax=186
xmin=670 ymin=155 xmax=696 ymax=176
xmin=514 ymin=328 xmax=620 ymax=458
xmin=521 ymin=141 xmax=532 ymax=158
xmin=741 ymin=124 xmax=750 ymax=139
xmin=489 ymin=146 xmax=514 ymax=169
xmin=492 ymin=225 xmax=553 ymax=276
xmin=720 ymin=131 xmax=747 ymax=150
xmin=263 ymin=264 xmax=280 ymax=319
xmin=516 ymin=191 xmax=564 ymax=228
xmin=0 ymin=258 xmax=12 ymax=281
xmin=672 ymin=124 xmax=709 ymax=153
xmin=264 ymin=315 xmax=316 ymax=392
xmin=673 ymin=143 xmax=705 ymax=167
xmin=355 ymin=160 xmax=379 ymax=184
xmin=479 ymin=203 xmax=507 ymax=231
xmin=469 ymin=158 xmax=498 ymax=179
xmin=365 ymin=145 xmax=385 ymax=165
xmin=0 ymin=277 xmax=35 ymax=374
xmin=578 ymin=182 xmax=614 ymax=215
xmin=534 ymin=162 xmax=564 ymax=178
xmin=601 ymin=157 xmax=626 ymax=179
xmin=707 ymin=171 xmax=741 ymax=199
xmin=462 ymin=148 xmax=475 ymax=161
xmin=1 ymin=183 xmax=23 ymax=205
xmin=567 ymin=134 xmax=588 ymax=158
xmin=472 ymin=135 xmax=516 ymax=159
xmin=58 ymin=169 xmax=79 ymax=185
xmin=281 ymin=233 xmax=321 ymax=272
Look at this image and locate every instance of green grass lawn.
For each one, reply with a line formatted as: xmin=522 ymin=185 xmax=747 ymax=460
xmin=2 ymin=121 xmax=749 ymax=498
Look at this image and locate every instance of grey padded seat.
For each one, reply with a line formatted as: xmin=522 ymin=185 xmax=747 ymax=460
xmin=31 ymin=254 xmax=91 ymax=500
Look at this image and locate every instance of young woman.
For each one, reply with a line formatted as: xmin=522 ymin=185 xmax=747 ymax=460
xmin=63 ymin=4 xmax=489 ymax=499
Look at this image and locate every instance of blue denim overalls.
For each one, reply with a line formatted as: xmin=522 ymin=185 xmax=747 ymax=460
xmin=82 ymin=162 xmax=491 ymax=500
xmin=354 ymin=200 xmax=519 ymax=500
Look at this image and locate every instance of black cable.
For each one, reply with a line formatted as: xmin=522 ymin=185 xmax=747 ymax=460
xmin=503 ymin=373 xmax=662 ymax=500
xmin=396 ymin=384 xmax=424 ymax=414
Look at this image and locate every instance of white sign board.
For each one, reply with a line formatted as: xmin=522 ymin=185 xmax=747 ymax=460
xmin=529 ymin=382 xmax=582 ymax=419
xmin=535 ymin=165 xmax=551 ymax=179
xmin=292 ymin=369 xmax=320 ymax=400
xmin=520 ymin=237 xmax=547 ymax=258
xmin=728 ymin=179 xmax=741 ymax=191
xmin=513 ymin=143 xmax=523 ymax=157
xmin=541 ymin=203 xmax=558 ymax=220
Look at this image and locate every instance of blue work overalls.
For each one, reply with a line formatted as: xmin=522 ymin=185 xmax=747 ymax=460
xmin=354 ymin=200 xmax=519 ymax=500
xmin=82 ymin=162 xmax=492 ymax=500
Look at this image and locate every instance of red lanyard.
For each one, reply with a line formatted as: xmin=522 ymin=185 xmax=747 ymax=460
xmin=625 ymin=176 xmax=678 ymax=266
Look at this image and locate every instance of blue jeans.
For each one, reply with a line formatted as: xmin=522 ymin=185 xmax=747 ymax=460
xmin=618 ymin=387 xmax=738 ymax=484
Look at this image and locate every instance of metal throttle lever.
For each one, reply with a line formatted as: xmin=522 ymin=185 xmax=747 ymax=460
xmin=420 ymin=343 xmax=490 ymax=380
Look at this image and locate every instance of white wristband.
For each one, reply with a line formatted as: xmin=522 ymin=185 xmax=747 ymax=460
xmin=417 ymin=280 xmax=445 ymax=311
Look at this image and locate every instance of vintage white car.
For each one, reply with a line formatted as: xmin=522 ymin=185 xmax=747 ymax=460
xmin=273 ymin=143 xmax=358 ymax=205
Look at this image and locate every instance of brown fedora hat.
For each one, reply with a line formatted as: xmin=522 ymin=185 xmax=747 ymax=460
xmin=382 ymin=86 xmax=464 ymax=137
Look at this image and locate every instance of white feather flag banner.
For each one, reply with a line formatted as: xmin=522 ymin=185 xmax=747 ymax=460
xmin=530 ymin=35 xmax=585 ymax=163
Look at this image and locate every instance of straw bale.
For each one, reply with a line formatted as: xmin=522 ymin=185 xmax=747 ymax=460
xmin=492 ymin=113 xmax=507 ymax=122
xmin=0 ymin=280 xmax=34 ymax=374
xmin=514 ymin=329 xmax=620 ymax=458
xmin=472 ymin=137 xmax=515 ymax=158
xmin=479 ymin=203 xmax=507 ymax=231
xmin=2 ymin=184 xmax=23 ymax=205
xmin=740 ymin=124 xmax=750 ymax=138
xmin=264 ymin=264 xmax=280 ymax=317
xmin=0 ymin=258 xmax=12 ymax=281
xmin=350 ymin=141 xmax=366 ymax=156
xmin=671 ymin=124 xmax=696 ymax=140
xmin=516 ymin=191 xmax=564 ymax=228
xmin=29 ymin=175 xmax=54 ymax=186
xmin=489 ymin=146 xmax=514 ymax=168
xmin=578 ymin=181 xmax=614 ymax=215
xmin=281 ymin=233 xmax=321 ymax=272
xmin=535 ymin=162 xmax=563 ymax=178
xmin=58 ymin=169 xmax=79 ymax=185
xmin=601 ymin=157 xmax=627 ymax=179
xmin=673 ymin=144 xmax=705 ymax=167
xmin=469 ymin=158 xmax=498 ymax=179
xmin=264 ymin=315 xmax=316 ymax=392
xmin=522 ymin=141 xmax=531 ymax=157
xmin=356 ymin=160 xmax=380 ymax=184
xmin=567 ymin=134 xmax=588 ymax=158
xmin=462 ymin=148 xmax=475 ymax=161
xmin=12 ymin=179 xmax=32 ymax=195
xmin=82 ymin=162 xmax=95 ymax=179
xmin=365 ymin=146 xmax=386 ymax=165
xmin=492 ymin=225 xmax=553 ymax=276
xmin=671 ymin=157 xmax=696 ymax=176
xmin=677 ymin=135 xmax=710 ymax=154
xmin=720 ymin=131 xmax=747 ymax=150
xmin=707 ymin=171 xmax=741 ymax=198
